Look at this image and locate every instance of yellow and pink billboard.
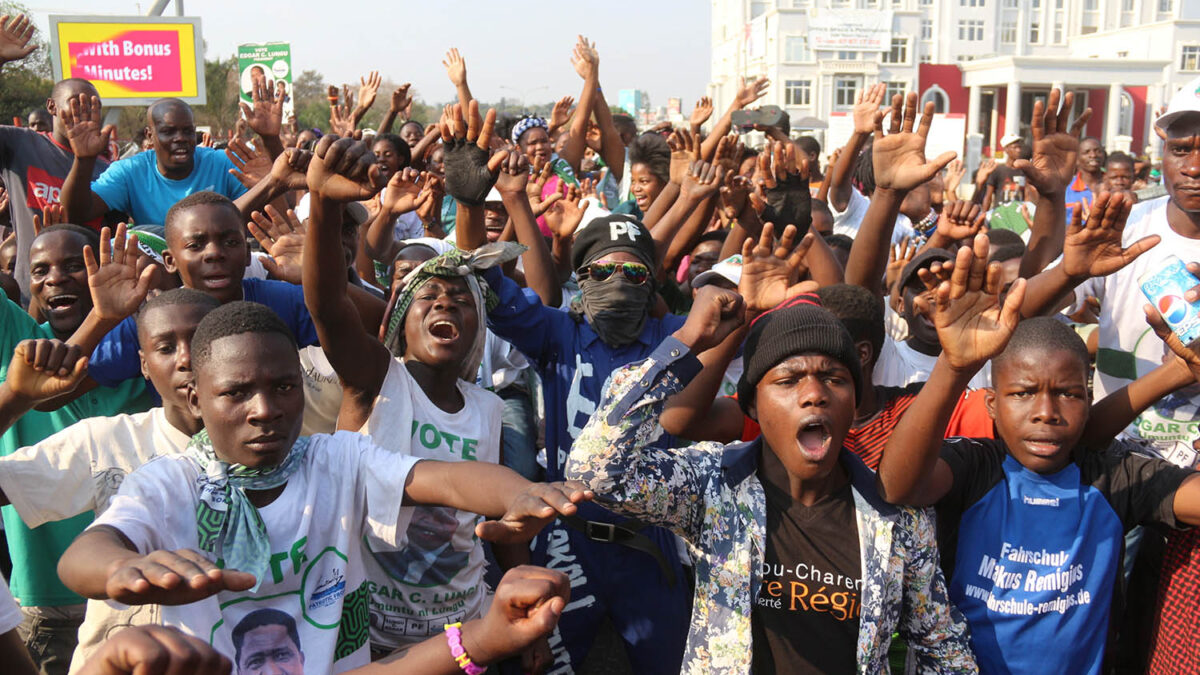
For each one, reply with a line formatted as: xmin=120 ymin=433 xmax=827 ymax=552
xmin=49 ymin=16 xmax=206 ymax=105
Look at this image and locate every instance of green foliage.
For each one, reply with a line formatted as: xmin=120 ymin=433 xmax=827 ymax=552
xmin=193 ymin=55 xmax=239 ymax=135
xmin=0 ymin=1 xmax=53 ymax=125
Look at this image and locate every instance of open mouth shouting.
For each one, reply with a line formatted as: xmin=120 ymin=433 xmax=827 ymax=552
xmin=45 ymin=293 xmax=79 ymax=315
xmin=796 ymin=416 xmax=833 ymax=463
xmin=429 ymin=319 xmax=461 ymax=343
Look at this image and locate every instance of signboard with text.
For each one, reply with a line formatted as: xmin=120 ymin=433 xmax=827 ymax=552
xmin=809 ymin=10 xmax=894 ymax=52
xmin=238 ymin=43 xmax=294 ymax=121
xmin=48 ymin=15 xmax=205 ymax=106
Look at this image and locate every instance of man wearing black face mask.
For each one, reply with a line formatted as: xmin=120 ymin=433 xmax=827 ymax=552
xmin=480 ymin=212 xmax=691 ymax=674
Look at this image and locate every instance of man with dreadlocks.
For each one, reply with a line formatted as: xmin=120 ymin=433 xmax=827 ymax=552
xmin=299 ymin=132 xmax=552 ymax=668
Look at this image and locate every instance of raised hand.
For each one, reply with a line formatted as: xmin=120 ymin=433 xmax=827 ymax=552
xmin=872 ymin=92 xmax=957 ymax=193
xmin=268 ymin=147 xmax=312 ymax=190
xmin=570 ymin=35 xmax=599 ymax=80
xmin=470 ymin=566 xmax=571 ymax=669
xmin=83 ymin=223 xmax=156 ymax=322
xmin=549 ymin=95 xmax=575 ymax=133
xmin=852 ymin=82 xmax=888 ymax=135
xmin=76 ymin=625 xmax=232 ymax=675
xmin=60 ymin=94 xmax=110 ymax=159
xmin=667 ymin=129 xmax=698 ymax=184
xmin=475 ymin=481 xmax=594 ymax=544
xmin=886 ymin=236 xmax=916 ymax=294
xmin=443 ymin=48 xmax=468 ymax=87
xmin=104 ymin=549 xmax=256 ymax=606
xmin=306 ymin=134 xmax=385 ymax=203
xmin=713 ymin=133 xmax=742 ymax=174
xmin=329 ymin=95 xmax=355 ymax=137
xmin=31 ymin=204 xmax=64 ymax=236
xmin=389 ymin=83 xmax=413 ymax=116
xmin=525 ymin=160 xmax=562 ymax=218
xmin=0 ymin=13 xmax=36 ymax=65
xmin=248 ymin=206 xmax=306 ymax=284
xmin=680 ymin=160 xmax=724 ymax=202
xmin=224 ymin=137 xmax=271 ymax=189
xmin=932 ymin=199 xmax=985 ymax=245
xmin=1060 ymin=192 xmax=1158 ymax=279
xmin=755 ymin=140 xmax=812 ymax=232
xmin=439 ymin=100 xmax=506 ymax=206
xmin=975 ymin=158 xmax=997 ymax=185
xmin=8 ymin=339 xmax=88 ymax=403
xmin=674 ymin=285 xmax=746 ymax=353
xmin=1012 ymin=88 xmax=1092 ymax=196
xmin=739 ymin=222 xmax=818 ymax=316
xmin=544 ymin=187 xmax=589 ymax=241
xmin=718 ymin=173 xmax=751 ymax=223
xmin=932 ymin=233 xmax=1026 ymax=371
xmin=735 ymin=76 xmax=769 ymax=109
xmin=690 ymin=96 xmax=714 ymax=130
xmin=382 ymin=167 xmax=425 ymax=214
xmin=355 ymin=70 xmax=382 ymax=117
xmin=238 ymin=78 xmax=283 ymax=138
xmin=944 ymin=159 xmax=966 ymax=198
xmin=495 ymin=150 xmax=531 ymax=195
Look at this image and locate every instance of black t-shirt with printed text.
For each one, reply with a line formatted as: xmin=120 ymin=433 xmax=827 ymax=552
xmin=752 ymin=447 xmax=862 ymax=674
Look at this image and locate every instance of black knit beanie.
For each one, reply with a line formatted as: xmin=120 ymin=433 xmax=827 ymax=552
xmin=737 ymin=296 xmax=863 ymax=416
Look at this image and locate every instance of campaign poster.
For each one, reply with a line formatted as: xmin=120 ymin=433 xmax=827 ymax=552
xmin=238 ymin=42 xmax=293 ymax=121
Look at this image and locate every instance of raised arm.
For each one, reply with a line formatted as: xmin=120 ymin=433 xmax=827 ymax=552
xmin=657 ymin=161 xmax=724 ymax=277
xmin=379 ymin=83 xmax=413 ymax=135
xmin=239 ymin=77 xmax=286 ymax=160
xmin=829 ymin=82 xmax=886 ymax=212
xmin=302 ymin=134 xmax=392 ymax=421
xmin=440 ymin=101 xmax=506 ymax=250
xmin=0 ymin=13 xmax=36 ymax=68
xmin=1019 ymin=192 xmax=1156 ymax=317
xmin=364 ymin=168 xmax=425 ymax=263
xmin=1012 ymin=89 xmax=1093 ymax=277
xmin=496 ymin=152 xmax=563 ymax=307
xmin=0 ymin=339 xmax=89 ymax=454
xmin=58 ymin=94 xmax=114 ymax=224
xmin=443 ymin=49 xmax=473 ymax=110
xmin=700 ymin=76 xmax=768 ymax=161
xmin=845 ymin=92 xmax=956 ymax=297
xmin=876 ymin=234 xmax=1025 ymax=506
xmin=562 ymin=35 xmax=600 ymax=173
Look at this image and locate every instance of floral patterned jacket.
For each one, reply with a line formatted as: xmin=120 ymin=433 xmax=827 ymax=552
xmin=566 ymin=337 xmax=977 ymax=674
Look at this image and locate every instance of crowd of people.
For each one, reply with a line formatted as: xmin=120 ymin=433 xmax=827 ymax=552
xmin=3 ymin=9 xmax=1200 ymax=675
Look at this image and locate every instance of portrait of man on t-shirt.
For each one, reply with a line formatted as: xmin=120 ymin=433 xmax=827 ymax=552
xmin=369 ymin=506 xmax=471 ymax=587
xmin=232 ymin=608 xmax=306 ymax=675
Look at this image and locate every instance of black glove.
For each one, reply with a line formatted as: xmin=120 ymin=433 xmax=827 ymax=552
xmin=760 ymin=173 xmax=812 ymax=237
xmin=443 ymin=138 xmax=497 ymax=207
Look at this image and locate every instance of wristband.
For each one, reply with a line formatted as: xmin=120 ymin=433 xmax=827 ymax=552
xmin=444 ymin=622 xmax=485 ymax=675
xmin=913 ymin=208 xmax=938 ymax=236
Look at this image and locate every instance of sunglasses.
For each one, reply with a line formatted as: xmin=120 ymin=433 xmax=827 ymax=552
xmin=579 ymin=261 xmax=650 ymax=285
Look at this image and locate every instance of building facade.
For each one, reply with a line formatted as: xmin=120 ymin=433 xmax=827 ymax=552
xmin=710 ymin=0 xmax=1200 ymax=157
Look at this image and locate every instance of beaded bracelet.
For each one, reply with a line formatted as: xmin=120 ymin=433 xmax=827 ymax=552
xmin=444 ymin=622 xmax=485 ymax=675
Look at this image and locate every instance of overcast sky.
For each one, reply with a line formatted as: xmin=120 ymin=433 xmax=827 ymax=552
xmin=28 ymin=0 xmax=712 ymax=108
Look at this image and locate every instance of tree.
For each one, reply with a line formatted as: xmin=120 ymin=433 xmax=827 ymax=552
xmin=0 ymin=2 xmax=53 ymax=125
xmin=193 ymin=55 xmax=239 ymax=135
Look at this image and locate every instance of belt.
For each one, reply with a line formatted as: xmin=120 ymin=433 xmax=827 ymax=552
xmin=559 ymin=514 xmax=677 ymax=587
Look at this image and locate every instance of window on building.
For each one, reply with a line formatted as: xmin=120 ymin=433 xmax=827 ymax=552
xmin=920 ymin=0 xmax=933 ymax=5
xmin=834 ymin=77 xmax=860 ymax=109
xmin=1159 ymin=0 xmax=1173 ymax=12
xmin=921 ymin=19 xmax=933 ymax=40
xmin=1029 ymin=22 xmax=1040 ymax=42
xmin=958 ymin=20 xmax=985 ymax=41
xmin=785 ymin=79 xmax=812 ymax=106
xmin=1053 ymin=13 xmax=1065 ymax=43
xmin=884 ymin=81 xmax=907 ymax=103
xmin=1001 ymin=19 xmax=1017 ymax=43
xmin=1031 ymin=0 xmax=1041 ymax=6
xmin=882 ymin=38 xmax=909 ymax=64
xmin=750 ymin=1 xmax=768 ymax=18
xmin=791 ymin=0 xmax=811 ymax=7
xmin=863 ymin=0 xmax=880 ymax=8
xmin=785 ymin=36 xmax=811 ymax=62
xmin=959 ymin=0 xmax=984 ymax=6
xmin=831 ymin=0 xmax=850 ymax=6
xmin=1002 ymin=0 xmax=1017 ymax=6
xmin=1119 ymin=91 xmax=1134 ymax=137
xmin=920 ymin=53 xmax=932 ymax=63
xmin=1055 ymin=0 xmax=1064 ymax=8
xmin=1182 ymin=45 xmax=1200 ymax=71
xmin=1120 ymin=0 xmax=1135 ymax=25
xmin=838 ymin=50 xmax=859 ymax=60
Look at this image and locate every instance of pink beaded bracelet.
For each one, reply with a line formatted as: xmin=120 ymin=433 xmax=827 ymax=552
xmin=444 ymin=622 xmax=485 ymax=675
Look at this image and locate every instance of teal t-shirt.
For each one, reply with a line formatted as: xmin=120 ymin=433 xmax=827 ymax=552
xmin=0 ymin=299 xmax=153 ymax=606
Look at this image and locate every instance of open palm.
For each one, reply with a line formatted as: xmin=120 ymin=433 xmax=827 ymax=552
xmin=738 ymin=223 xmax=815 ymax=315
xmin=1061 ymin=192 xmax=1158 ymax=278
xmin=872 ymin=93 xmax=956 ymax=192
xmin=933 ymin=236 xmax=1024 ymax=371
xmin=84 ymin=225 xmax=155 ymax=322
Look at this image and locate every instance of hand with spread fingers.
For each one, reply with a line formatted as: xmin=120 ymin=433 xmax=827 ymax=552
xmin=871 ymin=92 xmax=958 ymax=194
xmin=239 ymin=77 xmax=284 ymax=139
xmin=439 ymin=100 xmax=506 ymax=206
xmin=1013 ymin=88 xmax=1092 ymax=197
xmin=84 ymin=223 xmax=156 ymax=323
xmin=59 ymin=94 xmax=111 ymax=160
xmin=104 ymin=548 xmax=256 ymax=606
xmin=932 ymin=233 xmax=1026 ymax=372
xmin=248 ymin=206 xmax=306 ymax=284
xmin=1060 ymin=191 xmax=1158 ymax=280
xmin=738 ymin=222 xmax=818 ymax=317
xmin=224 ymin=137 xmax=272 ymax=189
xmin=0 ymin=13 xmax=36 ymax=65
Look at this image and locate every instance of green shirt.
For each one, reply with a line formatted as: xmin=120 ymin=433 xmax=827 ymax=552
xmin=0 ymin=298 xmax=153 ymax=606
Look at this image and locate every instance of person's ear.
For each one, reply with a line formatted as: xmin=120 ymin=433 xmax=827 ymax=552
xmin=747 ymin=401 xmax=757 ymax=422
xmin=162 ymin=249 xmax=179 ymax=275
xmin=45 ymin=97 xmax=56 ymax=116
xmin=139 ymin=349 xmax=149 ymax=381
xmin=186 ymin=382 xmax=202 ymax=419
xmin=855 ymin=339 xmax=874 ymax=370
xmin=984 ymin=386 xmax=997 ymax=421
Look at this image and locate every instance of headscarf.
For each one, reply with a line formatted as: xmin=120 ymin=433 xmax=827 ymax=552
xmin=512 ymin=116 xmax=549 ymax=144
xmin=185 ymin=429 xmax=310 ymax=591
xmin=380 ymin=242 xmax=525 ymax=380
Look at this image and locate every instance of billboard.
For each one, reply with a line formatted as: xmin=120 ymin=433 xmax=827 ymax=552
xmin=238 ymin=42 xmax=293 ymax=120
xmin=48 ymin=15 xmax=205 ymax=105
xmin=809 ymin=10 xmax=895 ymax=52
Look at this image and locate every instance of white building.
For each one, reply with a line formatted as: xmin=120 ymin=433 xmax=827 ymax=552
xmin=709 ymin=0 xmax=1200 ymax=156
